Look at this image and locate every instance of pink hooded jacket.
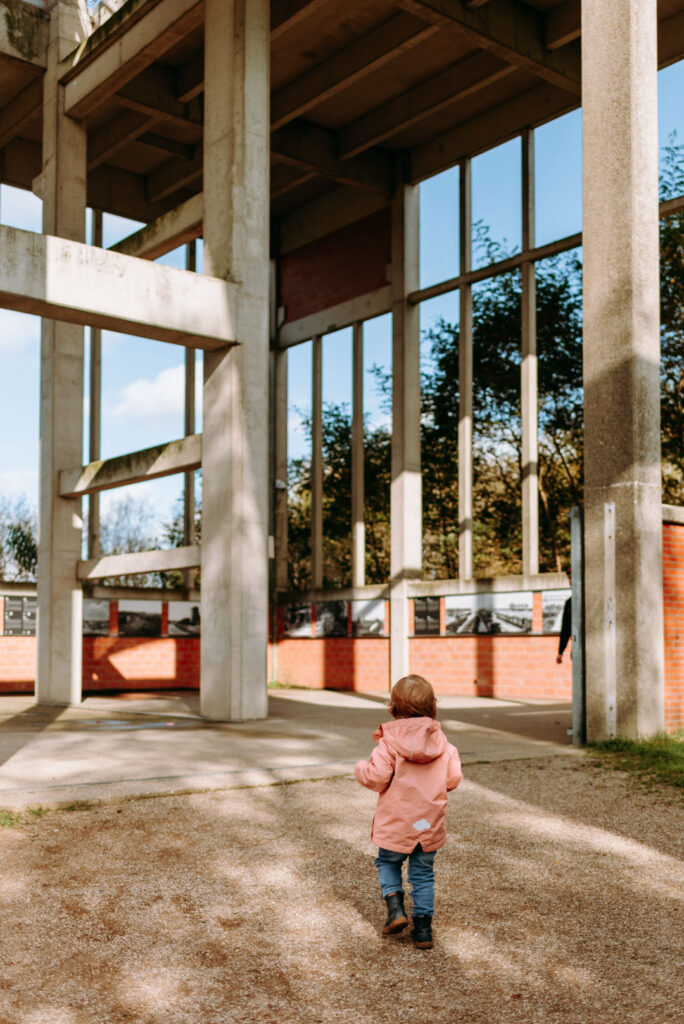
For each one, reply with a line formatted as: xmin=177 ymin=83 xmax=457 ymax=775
xmin=354 ymin=717 xmax=463 ymax=853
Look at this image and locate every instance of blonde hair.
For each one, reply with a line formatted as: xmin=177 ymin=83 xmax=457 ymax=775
xmin=389 ymin=675 xmax=436 ymax=720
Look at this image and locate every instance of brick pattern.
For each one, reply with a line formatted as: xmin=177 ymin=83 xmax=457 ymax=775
xmin=663 ymin=523 xmax=684 ymax=730
xmin=83 ymin=637 xmax=200 ymax=690
xmin=279 ymin=208 xmax=391 ymax=323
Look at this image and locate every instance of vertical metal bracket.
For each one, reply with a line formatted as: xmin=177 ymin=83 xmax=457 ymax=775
xmin=570 ymin=505 xmax=586 ymax=745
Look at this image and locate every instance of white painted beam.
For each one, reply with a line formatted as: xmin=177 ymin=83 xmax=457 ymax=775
xmin=110 ymin=192 xmax=203 ymax=260
xmin=78 ymin=545 xmax=201 ymax=581
xmin=60 ymin=434 xmax=202 ymax=498
xmin=60 ymin=0 xmax=204 ymax=118
xmin=0 ymin=224 xmax=235 ymax=349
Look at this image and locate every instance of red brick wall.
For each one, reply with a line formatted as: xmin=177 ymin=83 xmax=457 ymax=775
xmin=662 ymin=522 xmax=684 ymax=730
xmin=279 ymin=208 xmax=391 ymax=323
xmin=271 ymin=638 xmax=389 ymax=693
xmin=83 ymin=637 xmax=199 ymax=690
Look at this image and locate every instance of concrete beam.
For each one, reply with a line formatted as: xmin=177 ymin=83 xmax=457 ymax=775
xmin=176 ymin=50 xmax=203 ymax=101
xmin=60 ymin=434 xmax=202 ymax=498
xmin=60 ymin=0 xmax=204 ymax=118
xmin=278 ymin=285 xmax=392 ymax=348
xmin=339 ymin=50 xmax=514 ymax=159
xmin=0 ymin=224 xmax=235 ymax=349
xmin=271 ymin=120 xmax=394 ymax=197
xmin=410 ymin=82 xmax=577 ymax=183
xmin=279 ymin=188 xmax=388 ymax=253
xmin=88 ymin=161 xmax=196 ymax=223
xmin=78 ymin=545 xmax=201 ymax=581
xmin=545 ymin=0 xmax=580 ymax=50
xmin=271 ymin=163 xmax=316 ymax=199
xmin=658 ymin=10 xmax=684 ymax=67
xmin=87 ymin=108 xmax=155 ymax=171
xmin=110 ymin=192 xmax=203 ymax=260
xmin=146 ymin=145 xmax=202 ymax=202
xmin=271 ymin=0 xmax=329 ymax=41
xmin=395 ymin=0 xmax=581 ymax=94
xmin=0 ymin=1 xmax=47 ymax=69
xmin=0 ymin=77 xmax=42 ymax=150
xmin=116 ymin=66 xmax=203 ymax=128
xmin=271 ymin=13 xmax=438 ymax=130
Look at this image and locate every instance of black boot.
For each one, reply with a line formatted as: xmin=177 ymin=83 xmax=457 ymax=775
xmin=382 ymin=892 xmax=408 ymax=935
xmin=411 ymin=914 xmax=433 ymax=949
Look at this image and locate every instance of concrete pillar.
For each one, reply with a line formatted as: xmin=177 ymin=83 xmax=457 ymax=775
xmin=390 ymin=184 xmax=421 ymax=685
xmin=36 ymin=2 xmax=88 ymax=706
xmin=582 ymin=0 xmax=664 ymax=739
xmin=458 ymin=159 xmax=473 ymax=580
xmin=521 ymin=129 xmax=539 ymax=576
xmin=183 ymin=240 xmax=196 ymax=590
xmin=311 ymin=335 xmax=323 ymax=588
xmin=201 ymin=0 xmax=270 ymax=721
xmin=351 ymin=321 xmax=365 ymax=587
xmin=87 ymin=210 xmax=103 ymax=561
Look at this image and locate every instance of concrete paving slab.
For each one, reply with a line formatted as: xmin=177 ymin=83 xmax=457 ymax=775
xmin=0 ymin=689 xmax=581 ymax=810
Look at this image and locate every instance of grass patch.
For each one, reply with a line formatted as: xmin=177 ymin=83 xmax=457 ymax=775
xmin=63 ymin=800 xmax=94 ymax=812
xmin=0 ymin=806 xmax=47 ymax=827
xmin=591 ymin=732 xmax=684 ymax=791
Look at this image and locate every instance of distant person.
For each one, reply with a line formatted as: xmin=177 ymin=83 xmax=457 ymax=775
xmin=556 ymin=569 xmax=572 ymax=664
xmin=354 ymin=675 xmax=463 ymax=950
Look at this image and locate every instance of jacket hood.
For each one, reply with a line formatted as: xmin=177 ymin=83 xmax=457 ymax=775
xmin=373 ymin=717 xmax=447 ymax=763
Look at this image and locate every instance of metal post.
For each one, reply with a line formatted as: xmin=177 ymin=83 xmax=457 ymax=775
xmin=88 ymin=209 xmax=103 ymax=561
xmin=458 ymin=158 xmax=473 ymax=580
xmin=521 ymin=128 xmax=539 ymax=576
xmin=311 ymin=334 xmax=323 ymax=588
xmin=570 ymin=505 xmax=586 ymax=745
xmin=184 ymin=240 xmax=196 ymax=591
xmin=351 ymin=321 xmax=365 ymax=587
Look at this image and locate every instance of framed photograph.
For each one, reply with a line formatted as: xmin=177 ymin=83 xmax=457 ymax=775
xmin=351 ymin=599 xmax=386 ymax=637
xmin=413 ymin=597 xmax=440 ymax=636
xmin=445 ymin=592 xmax=532 ymax=634
xmin=83 ymin=598 xmax=110 ymax=636
xmin=117 ymin=600 xmax=162 ymax=638
xmin=3 ymin=595 xmax=24 ymax=636
xmin=542 ymin=589 xmax=572 ymax=633
xmin=315 ymin=600 xmax=348 ymax=637
xmin=283 ymin=604 xmax=312 ymax=637
xmin=167 ymin=601 xmax=200 ymax=637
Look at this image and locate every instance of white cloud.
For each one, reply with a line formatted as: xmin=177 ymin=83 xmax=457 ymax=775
xmin=111 ymin=364 xmax=185 ymax=420
xmin=0 ymin=467 xmax=38 ymax=503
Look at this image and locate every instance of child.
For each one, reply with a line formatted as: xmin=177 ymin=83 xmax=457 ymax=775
xmin=354 ymin=674 xmax=462 ymax=949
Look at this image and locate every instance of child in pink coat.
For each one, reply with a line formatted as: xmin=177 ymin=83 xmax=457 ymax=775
xmin=354 ymin=675 xmax=462 ymax=949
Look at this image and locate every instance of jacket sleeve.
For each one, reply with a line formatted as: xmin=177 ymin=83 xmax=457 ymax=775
xmin=446 ymin=744 xmax=463 ymax=791
xmin=354 ymin=740 xmax=395 ymax=793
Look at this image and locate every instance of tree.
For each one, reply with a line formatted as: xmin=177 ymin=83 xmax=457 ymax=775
xmin=659 ymin=135 xmax=684 ymax=503
xmin=0 ymin=495 xmax=38 ymax=581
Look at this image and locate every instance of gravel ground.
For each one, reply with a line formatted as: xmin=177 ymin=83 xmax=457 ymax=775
xmin=1 ymin=757 xmax=682 ymax=1024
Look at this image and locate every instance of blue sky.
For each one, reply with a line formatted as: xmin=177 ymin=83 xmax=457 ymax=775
xmin=1 ymin=60 xmax=683 ymax=533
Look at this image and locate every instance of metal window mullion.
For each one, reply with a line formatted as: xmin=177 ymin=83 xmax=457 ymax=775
xmin=521 ymin=128 xmax=539 ymax=576
xmin=311 ymin=334 xmax=323 ymax=588
xmin=183 ymin=240 xmax=197 ymax=589
xmin=87 ymin=209 xmax=103 ymax=561
xmin=458 ymin=158 xmax=473 ymax=580
xmin=351 ymin=321 xmax=365 ymax=587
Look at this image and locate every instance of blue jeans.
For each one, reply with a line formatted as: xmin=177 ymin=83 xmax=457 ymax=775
xmin=374 ymin=844 xmax=435 ymax=916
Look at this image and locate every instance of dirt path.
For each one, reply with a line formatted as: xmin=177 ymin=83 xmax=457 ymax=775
xmin=1 ymin=758 xmax=682 ymax=1024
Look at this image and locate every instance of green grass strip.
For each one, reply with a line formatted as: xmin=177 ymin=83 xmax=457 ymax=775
xmin=591 ymin=732 xmax=684 ymax=791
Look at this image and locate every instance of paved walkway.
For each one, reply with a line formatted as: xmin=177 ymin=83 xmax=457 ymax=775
xmin=0 ymin=688 xmax=577 ymax=810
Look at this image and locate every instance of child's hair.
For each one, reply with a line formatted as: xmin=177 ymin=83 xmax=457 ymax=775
xmin=389 ymin=675 xmax=436 ymax=719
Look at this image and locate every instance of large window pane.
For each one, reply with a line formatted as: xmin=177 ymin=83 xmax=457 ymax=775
xmin=535 ymin=109 xmax=582 ymax=247
xmin=658 ymin=59 xmax=684 ymax=177
xmin=322 ymin=327 xmax=352 ymax=586
xmin=419 ymin=165 xmax=459 ymax=288
xmin=472 ymin=138 xmax=521 ymax=269
xmin=363 ymin=314 xmax=392 ymax=584
xmin=536 ymin=249 xmax=583 ymax=573
xmin=420 ymin=292 xmax=460 ymax=579
xmin=472 ymin=271 xmax=521 ymax=575
xmin=287 ymin=340 xmax=312 ymax=588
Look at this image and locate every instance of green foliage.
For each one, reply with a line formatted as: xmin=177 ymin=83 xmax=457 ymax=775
xmin=0 ymin=495 xmax=38 ymax=581
xmin=591 ymin=732 xmax=684 ymax=792
xmin=660 ymin=136 xmax=684 ymax=503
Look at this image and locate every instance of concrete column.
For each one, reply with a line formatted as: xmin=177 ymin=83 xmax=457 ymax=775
xmin=183 ymin=241 xmax=196 ymax=590
xmin=521 ymin=129 xmax=539 ymax=576
xmin=36 ymin=1 xmax=88 ymax=706
xmin=582 ymin=0 xmax=664 ymax=739
xmin=311 ymin=335 xmax=323 ymax=588
xmin=458 ymin=159 xmax=473 ymax=580
xmin=201 ymin=0 xmax=270 ymax=720
xmin=390 ymin=184 xmax=421 ymax=685
xmin=351 ymin=321 xmax=365 ymax=587
xmin=87 ymin=210 xmax=103 ymax=561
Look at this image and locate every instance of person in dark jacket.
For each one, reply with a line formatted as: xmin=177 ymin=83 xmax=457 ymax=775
xmin=556 ymin=569 xmax=572 ymax=664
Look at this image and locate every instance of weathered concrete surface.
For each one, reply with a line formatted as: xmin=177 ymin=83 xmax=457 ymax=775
xmin=200 ymin=0 xmax=270 ymax=722
xmin=60 ymin=433 xmax=202 ymax=497
xmin=0 ymin=224 xmax=237 ymax=349
xmin=582 ymin=0 xmax=664 ymax=740
xmin=0 ymin=689 xmax=577 ymax=810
